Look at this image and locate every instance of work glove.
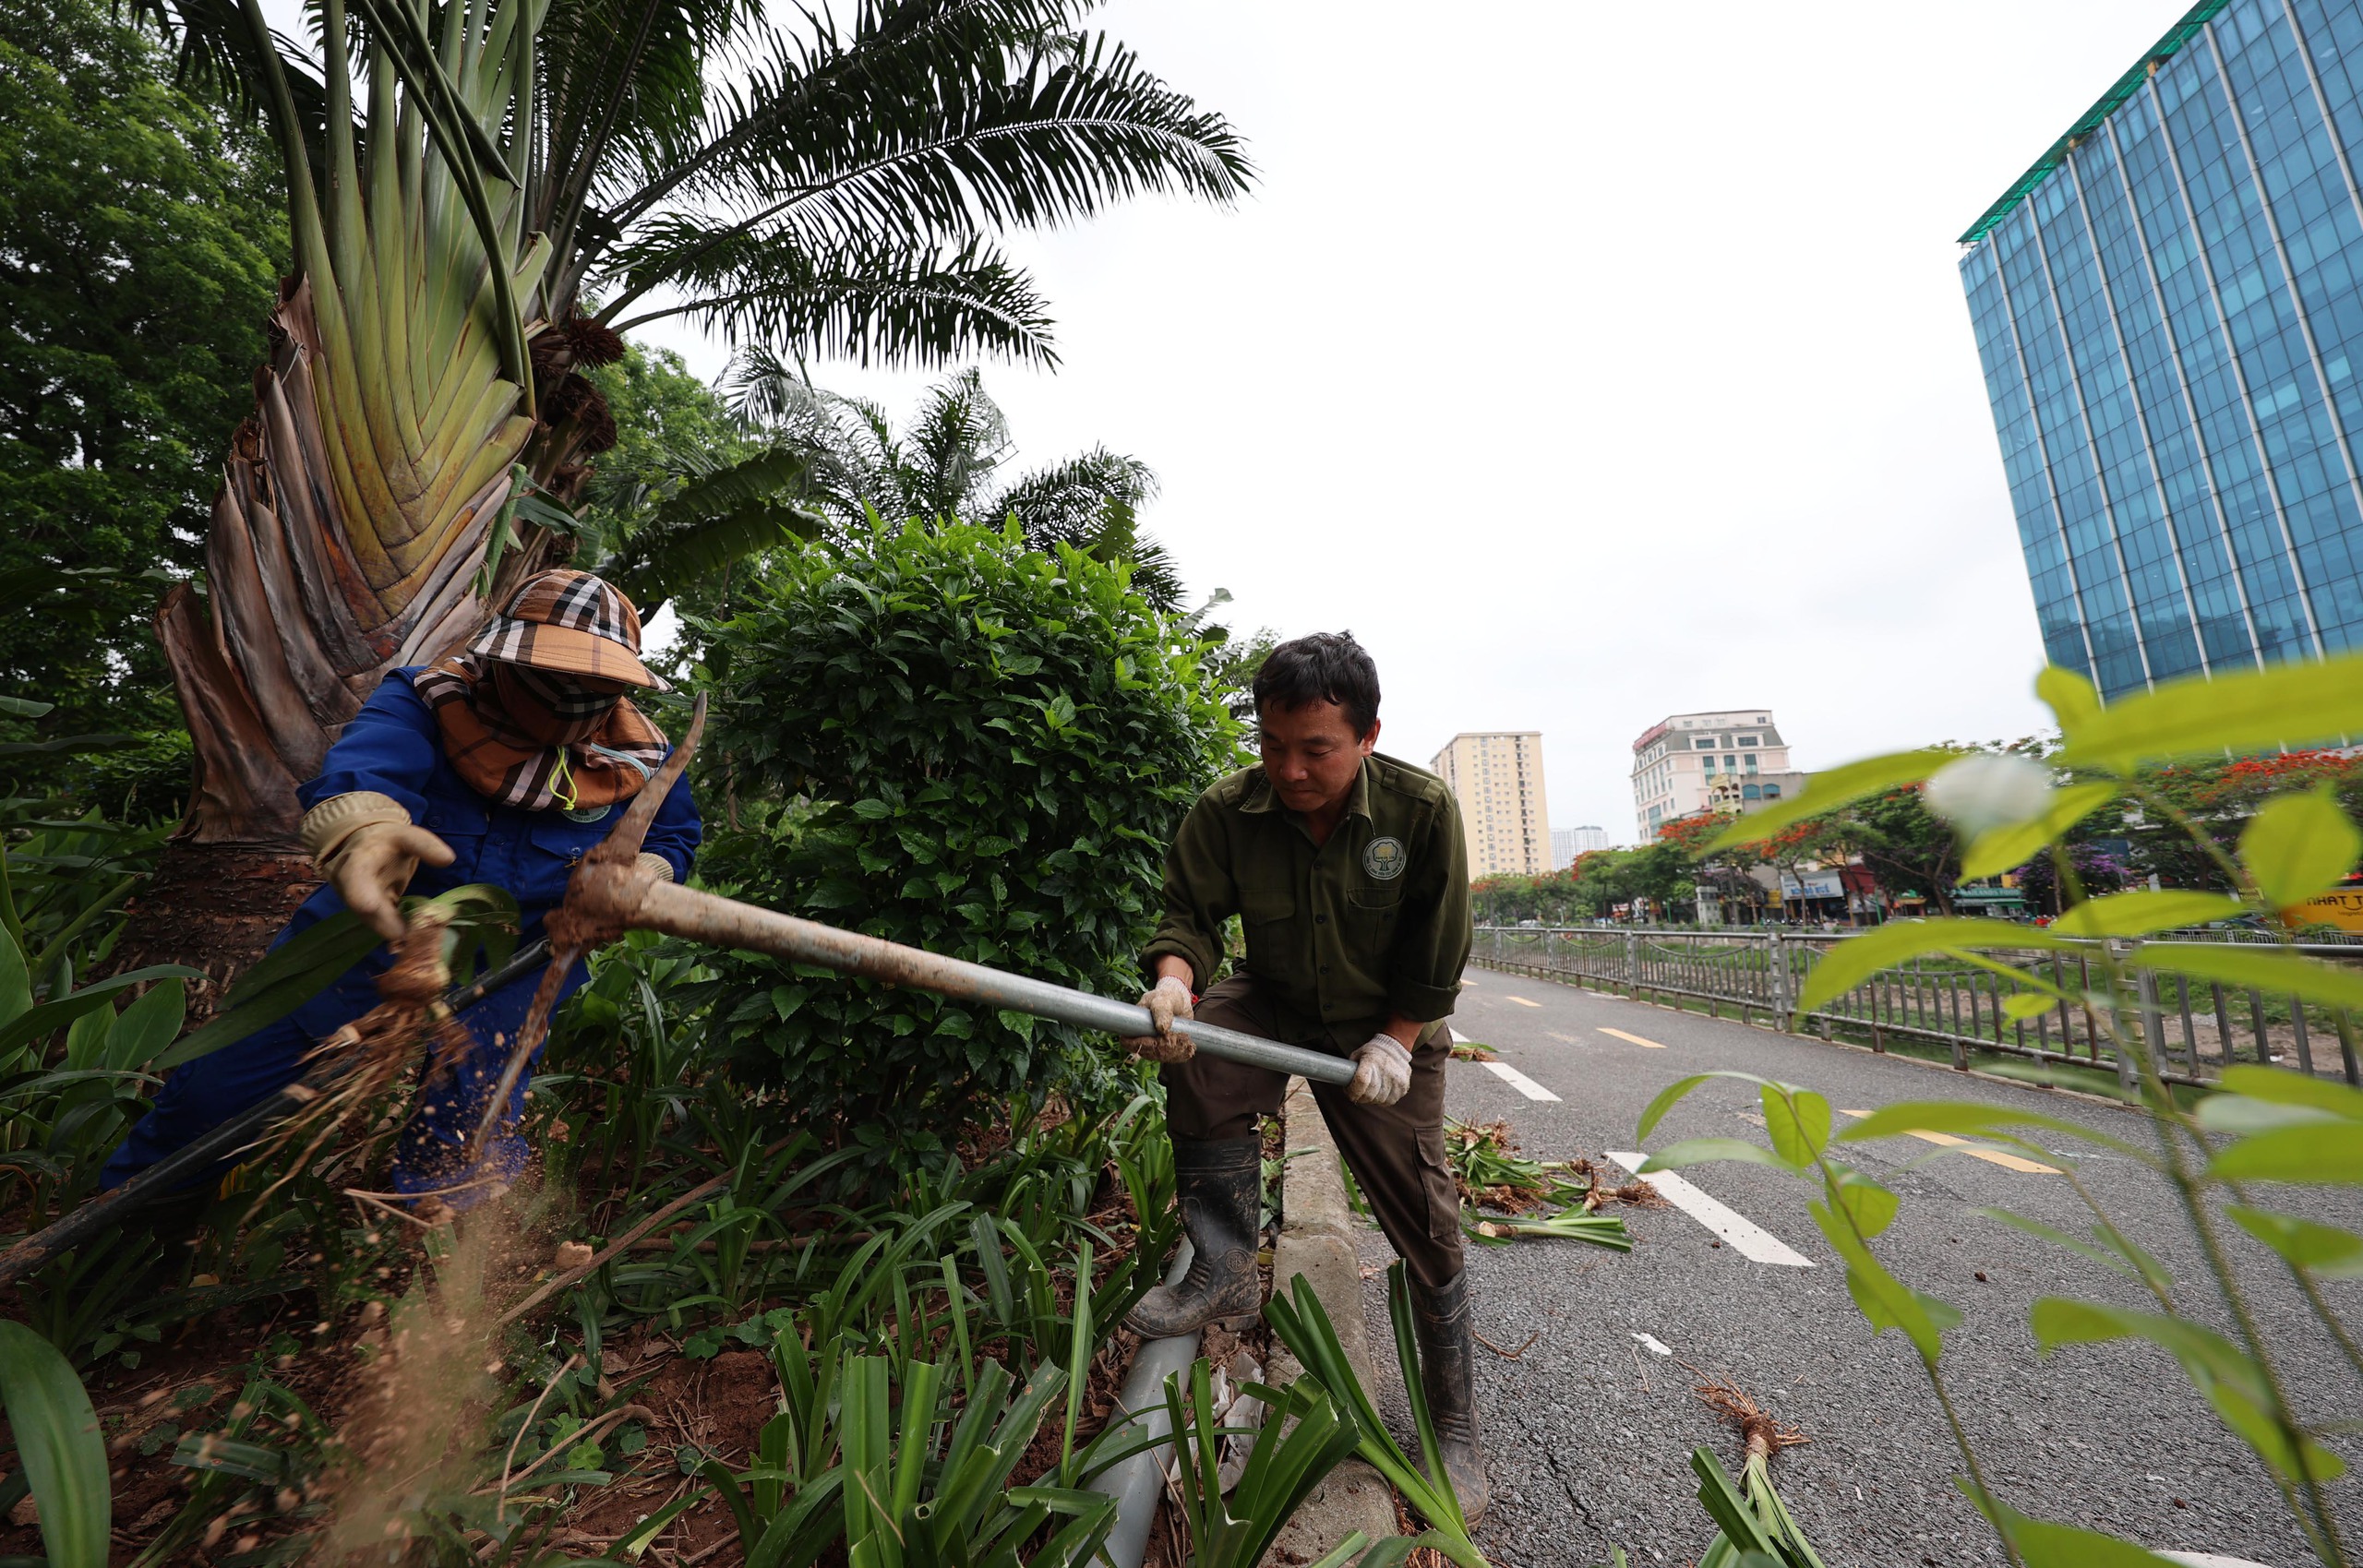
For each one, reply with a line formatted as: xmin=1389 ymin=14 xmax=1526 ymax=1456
xmin=1348 ymin=1034 xmax=1412 ymax=1106
xmin=302 ymin=792 xmax=454 ymax=941
xmin=1122 ymin=976 xmax=1195 ymax=1063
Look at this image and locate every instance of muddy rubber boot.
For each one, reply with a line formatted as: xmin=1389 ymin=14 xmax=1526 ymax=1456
xmin=1124 ymin=1135 xmax=1263 ymax=1339
xmin=1410 ymin=1269 xmax=1490 ymax=1523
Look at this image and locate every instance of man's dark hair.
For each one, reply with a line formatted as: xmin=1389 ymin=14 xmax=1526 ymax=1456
xmin=1253 ymin=631 xmax=1381 ymax=737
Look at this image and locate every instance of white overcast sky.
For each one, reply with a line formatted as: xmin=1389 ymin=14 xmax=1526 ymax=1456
xmin=625 ymin=0 xmax=2196 ymax=844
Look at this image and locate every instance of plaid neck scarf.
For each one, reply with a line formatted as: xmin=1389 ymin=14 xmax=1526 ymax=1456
xmin=413 ymin=654 xmax=669 ymax=812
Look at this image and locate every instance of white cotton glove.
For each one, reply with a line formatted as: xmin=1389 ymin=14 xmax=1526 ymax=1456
xmin=1348 ymin=1034 xmax=1412 ymax=1106
xmin=1122 ymin=976 xmax=1196 ymax=1063
xmin=303 ymin=791 xmax=455 ymax=941
xmin=328 ymin=821 xmax=455 ymax=940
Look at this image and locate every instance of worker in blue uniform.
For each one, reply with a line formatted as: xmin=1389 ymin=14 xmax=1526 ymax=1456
xmin=104 ymin=569 xmax=701 ymax=1206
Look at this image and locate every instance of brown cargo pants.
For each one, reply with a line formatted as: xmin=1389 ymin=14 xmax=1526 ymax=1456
xmin=1158 ymin=974 xmax=1464 ymax=1288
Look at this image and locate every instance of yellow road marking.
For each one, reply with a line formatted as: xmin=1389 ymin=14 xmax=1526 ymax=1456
xmin=1836 ymin=1109 xmax=2059 ymax=1174
xmin=1599 ymin=1027 xmax=1666 ymax=1049
xmin=1505 ymin=995 xmax=1541 ymax=1008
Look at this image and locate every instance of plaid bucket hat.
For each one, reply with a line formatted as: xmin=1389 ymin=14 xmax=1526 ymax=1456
xmin=468 ymin=569 xmax=666 ymax=689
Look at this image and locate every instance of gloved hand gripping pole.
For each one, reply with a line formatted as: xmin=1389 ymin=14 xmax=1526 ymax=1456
xmin=467 ymin=697 xmax=1356 ymax=1161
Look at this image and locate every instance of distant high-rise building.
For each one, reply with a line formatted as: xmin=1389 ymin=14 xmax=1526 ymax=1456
xmin=1430 ymin=733 xmax=1551 ymax=879
xmin=1551 ymin=826 xmax=1610 ymax=868
xmin=1630 ymin=711 xmax=1798 ymax=841
xmin=1959 ymin=0 xmax=2363 ymax=698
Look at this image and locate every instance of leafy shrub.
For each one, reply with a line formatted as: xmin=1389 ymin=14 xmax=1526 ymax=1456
xmin=693 ymin=519 xmax=1238 ymax=1156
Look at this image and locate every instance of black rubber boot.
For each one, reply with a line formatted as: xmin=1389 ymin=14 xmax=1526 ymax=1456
xmin=1410 ymin=1269 xmax=1490 ymax=1523
xmin=1124 ymin=1135 xmax=1264 ymax=1339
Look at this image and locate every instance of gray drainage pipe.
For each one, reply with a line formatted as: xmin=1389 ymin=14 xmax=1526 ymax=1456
xmin=1088 ymin=1239 xmax=1202 ymax=1568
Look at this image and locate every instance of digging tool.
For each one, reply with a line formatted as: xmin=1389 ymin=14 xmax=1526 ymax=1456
xmin=0 ymin=937 xmax=555 ymax=1287
xmin=7 ymin=699 xmax=1351 ymax=1282
xmin=467 ymin=694 xmax=1354 ymax=1161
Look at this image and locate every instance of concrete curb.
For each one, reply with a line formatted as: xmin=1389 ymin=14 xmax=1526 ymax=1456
xmin=1265 ymin=1076 xmax=1397 ymax=1564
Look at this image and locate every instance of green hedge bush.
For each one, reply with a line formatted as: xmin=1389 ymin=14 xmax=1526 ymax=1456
xmin=693 ymin=520 xmax=1239 ymax=1158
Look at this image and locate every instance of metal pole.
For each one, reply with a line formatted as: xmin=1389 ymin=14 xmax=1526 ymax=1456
xmin=2110 ymin=941 xmax=2140 ymax=1095
xmin=631 ymin=882 xmax=1358 ymax=1088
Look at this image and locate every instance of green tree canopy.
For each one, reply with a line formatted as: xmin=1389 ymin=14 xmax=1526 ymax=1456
xmin=0 ymin=0 xmax=281 ymax=735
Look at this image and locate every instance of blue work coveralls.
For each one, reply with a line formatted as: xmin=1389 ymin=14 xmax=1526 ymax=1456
xmin=102 ymin=668 xmax=702 ymax=1197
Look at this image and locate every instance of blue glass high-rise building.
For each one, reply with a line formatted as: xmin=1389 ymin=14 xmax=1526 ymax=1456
xmin=1961 ymin=0 xmax=2363 ymax=696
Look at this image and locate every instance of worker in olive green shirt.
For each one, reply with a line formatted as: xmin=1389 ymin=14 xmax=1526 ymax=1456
xmin=1121 ymin=632 xmax=1486 ymax=1517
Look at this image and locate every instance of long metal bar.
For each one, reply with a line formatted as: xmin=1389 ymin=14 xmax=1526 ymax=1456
xmin=633 ymin=882 xmax=1358 ymax=1087
xmin=0 ymin=937 xmax=557 ymax=1286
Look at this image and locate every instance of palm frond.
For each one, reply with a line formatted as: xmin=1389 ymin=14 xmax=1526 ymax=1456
xmin=578 ymin=3 xmax=1249 ymax=359
xmin=594 ymin=447 xmax=822 ymax=611
xmin=985 ymin=447 xmax=1181 ymax=611
xmin=126 ymin=0 xmax=338 ymax=162
xmin=662 ymin=30 xmax=1251 ymax=244
xmin=595 ymin=0 xmax=1140 ymax=236
xmin=982 ymin=447 xmax=1157 ymax=549
xmin=607 ymin=238 xmax=1056 ymax=368
xmin=533 ymin=0 xmax=753 ymax=281
xmin=718 ymin=354 xmax=906 ymax=530
xmin=901 ymin=368 xmax=1013 ymax=521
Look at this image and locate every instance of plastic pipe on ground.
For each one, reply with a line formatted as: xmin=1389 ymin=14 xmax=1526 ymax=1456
xmin=1086 ymin=1239 xmax=1202 ymax=1568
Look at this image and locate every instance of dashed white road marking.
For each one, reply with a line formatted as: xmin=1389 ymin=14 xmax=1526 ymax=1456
xmin=1836 ymin=1109 xmax=2060 ymax=1175
xmin=1583 ymin=989 xmax=1618 ymax=999
xmin=1599 ymin=1026 xmax=1666 ymax=1049
xmin=1604 ymin=1152 xmax=1814 ymax=1267
xmin=1483 ymin=1061 xmax=1561 ymax=1102
xmin=1505 ymin=995 xmax=1541 ymax=1008
xmin=1546 ymin=1031 xmax=1579 ymax=1045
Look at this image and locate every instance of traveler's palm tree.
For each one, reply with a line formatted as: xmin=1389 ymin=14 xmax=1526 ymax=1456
xmin=120 ymin=0 xmax=1247 ymax=985
xmin=729 ymin=357 xmax=1182 ymax=610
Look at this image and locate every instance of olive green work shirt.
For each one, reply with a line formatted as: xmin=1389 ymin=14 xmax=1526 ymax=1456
xmin=1142 ymin=753 xmax=1471 ymax=1054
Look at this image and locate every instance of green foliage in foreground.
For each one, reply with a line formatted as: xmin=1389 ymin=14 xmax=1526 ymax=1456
xmin=1265 ymin=1264 xmax=1490 ymax=1567
xmin=694 ymin=519 xmax=1239 ymax=1156
xmin=0 ymin=1321 xmax=109 ymax=1568
xmin=1641 ymin=653 xmax=2363 ymax=1567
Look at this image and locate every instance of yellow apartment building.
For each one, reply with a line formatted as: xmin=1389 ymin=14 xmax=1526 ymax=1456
xmin=1429 ymin=732 xmax=1551 ymax=880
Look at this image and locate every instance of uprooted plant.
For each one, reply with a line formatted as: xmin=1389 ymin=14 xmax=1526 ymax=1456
xmin=1445 ymin=1119 xmax=1643 ymax=1250
xmin=1641 ymin=651 xmax=2363 ymax=1568
xmin=1685 ymin=1375 xmax=1822 ymax=1568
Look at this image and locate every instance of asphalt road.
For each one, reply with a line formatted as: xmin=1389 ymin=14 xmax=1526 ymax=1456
xmin=1348 ymin=963 xmax=2363 ymax=1568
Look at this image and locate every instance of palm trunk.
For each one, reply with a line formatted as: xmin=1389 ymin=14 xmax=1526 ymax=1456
xmin=111 ymin=0 xmax=574 ymax=1009
xmin=111 ymin=281 xmax=531 ymax=1006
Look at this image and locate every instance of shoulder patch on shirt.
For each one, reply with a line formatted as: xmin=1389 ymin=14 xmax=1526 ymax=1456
xmin=1363 ymin=836 xmax=1408 ymax=880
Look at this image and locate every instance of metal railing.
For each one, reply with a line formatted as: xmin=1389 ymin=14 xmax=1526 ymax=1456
xmin=1472 ymin=926 xmax=2363 ymax=1088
